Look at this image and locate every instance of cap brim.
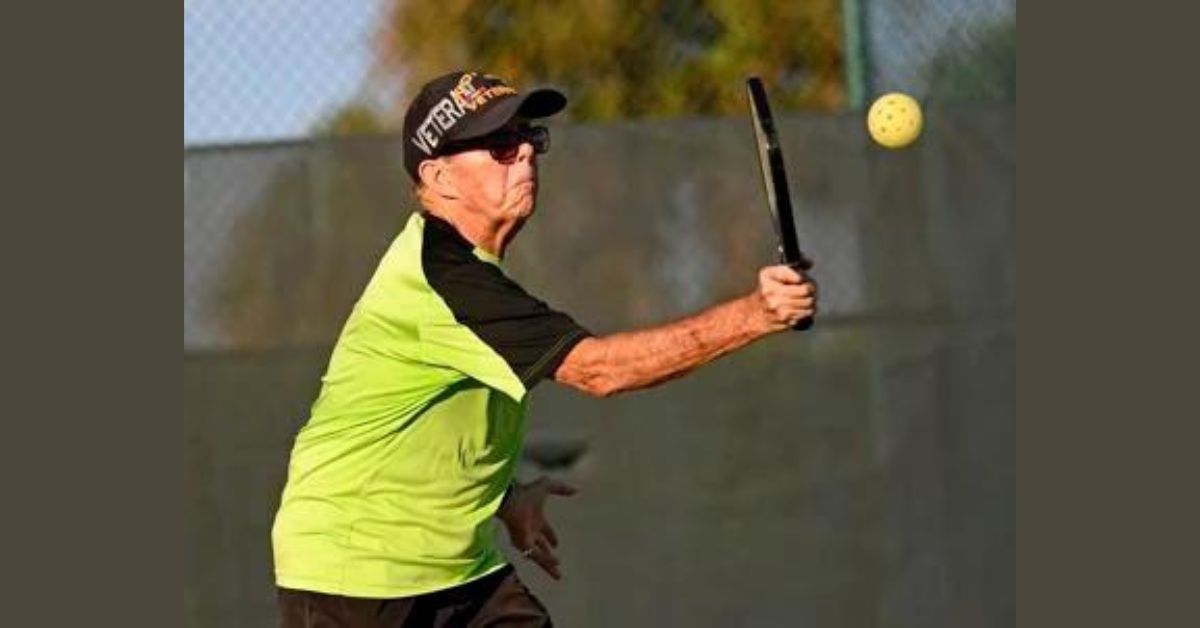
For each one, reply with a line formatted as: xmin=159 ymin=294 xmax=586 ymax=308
xmin=445 ymin=88 xmax=567 ymax=145
xmin=515 ymin=88 xmax=567 ymax=118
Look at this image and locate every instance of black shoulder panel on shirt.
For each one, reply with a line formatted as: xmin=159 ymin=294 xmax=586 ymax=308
xmin=421 ymin=214 xmax=591 ymax=388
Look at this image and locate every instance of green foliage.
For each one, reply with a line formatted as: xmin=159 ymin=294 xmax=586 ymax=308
xmin=315 ymin=104 xmax=388 ymax=137
xmin=373 ymin=0 xmax=845 ymax=124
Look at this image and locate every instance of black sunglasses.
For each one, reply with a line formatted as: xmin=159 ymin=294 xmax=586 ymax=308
xmin=440 ymin=125 xmax=550 ymax=164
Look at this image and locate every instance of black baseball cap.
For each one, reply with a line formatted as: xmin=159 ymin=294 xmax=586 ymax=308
xmin=402 ymin=71 xmax=567 ymax=181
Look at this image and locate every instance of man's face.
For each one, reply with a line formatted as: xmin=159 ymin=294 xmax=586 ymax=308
xmin=441 ymin=120 xmax=542 ymax=224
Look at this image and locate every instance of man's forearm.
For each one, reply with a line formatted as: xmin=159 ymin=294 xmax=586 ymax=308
xmin=555 ymin=294 xmax=774 ymax=396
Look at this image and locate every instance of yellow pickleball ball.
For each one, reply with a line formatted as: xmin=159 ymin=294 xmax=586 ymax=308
xmin=867 ymin=92 xmax=923 ymax=149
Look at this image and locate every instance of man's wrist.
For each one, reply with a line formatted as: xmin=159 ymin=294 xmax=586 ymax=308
xmin=741 ymin=292 xmax=778 ymax=336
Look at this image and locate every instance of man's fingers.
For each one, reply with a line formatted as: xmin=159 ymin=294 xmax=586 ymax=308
xmin=778 ymin=294 xmax=816 ymax=307
xmin=768 ymin=292 xmax=816 ymax=307
xmin=766 ymin=279 xmax=815 ymax=296
xmin=762 ymin=265 xmax=804 ymax=285
xmin=514 ymin=530 xmax=535 ymax=553
xmin=522 ymin=535 xmax=556 ymax=560
xmin=544 ymin=479 xmax=578 ymax=497
xmin=542 ymin=523 xmax=559 ymax=547
xmin=766 ymin=297 xmax=816 ymax=324
xmin=766 ymin=293 xmax=815 ymax=310
xmin=539 ymin=561 xmax=561 ymax=580
xmin=528 ymin=545 xmax=561 ymax=580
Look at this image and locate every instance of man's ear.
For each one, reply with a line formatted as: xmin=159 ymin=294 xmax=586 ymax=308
xmin=418 ymin=158 xmax=457 ymax=199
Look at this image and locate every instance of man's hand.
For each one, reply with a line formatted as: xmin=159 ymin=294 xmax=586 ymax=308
xmin=751 ymin=264 xmax=818 ymax=332
xmin=496 ymin=477 xmax=577 ymax=580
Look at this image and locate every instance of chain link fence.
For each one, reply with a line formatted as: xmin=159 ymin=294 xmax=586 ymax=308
xmin=186 ymin=3 xmax=1013 ymax=626
xmin=184 ymin=0 xmax=389 ymax=145
xmin=864 ymin=0 xmax=1015 ymax=103
xmin=184 ymin=0 xmax=1014 ymax=147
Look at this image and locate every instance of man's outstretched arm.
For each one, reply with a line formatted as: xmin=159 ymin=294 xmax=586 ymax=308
xmin=554 ymin=265 xmax=817 ymax=397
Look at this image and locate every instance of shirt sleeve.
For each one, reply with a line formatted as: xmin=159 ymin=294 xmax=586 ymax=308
xmin=421 ymin=249 xmax=592 ymax=393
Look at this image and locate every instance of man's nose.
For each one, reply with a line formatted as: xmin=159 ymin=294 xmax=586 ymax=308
xmin=516 ymin=141 xmax=536 ymax=163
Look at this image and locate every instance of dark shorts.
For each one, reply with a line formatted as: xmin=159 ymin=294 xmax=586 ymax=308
xmin=276 ymin=565 xmax=552 ymax=628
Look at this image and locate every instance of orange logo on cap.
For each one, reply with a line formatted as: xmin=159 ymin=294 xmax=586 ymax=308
xmin=450 ymin=73 xmax=516 ymax=111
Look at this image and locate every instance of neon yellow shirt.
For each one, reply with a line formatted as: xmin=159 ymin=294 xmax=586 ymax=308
xmin=272 ymin=212 xmax=589 ymax=597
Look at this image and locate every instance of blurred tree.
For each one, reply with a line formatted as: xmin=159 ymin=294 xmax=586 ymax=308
xmin=317 ymin=104 xmax=388 ymax=136
xmin=357 ymin=0 xmax=845 ymax=129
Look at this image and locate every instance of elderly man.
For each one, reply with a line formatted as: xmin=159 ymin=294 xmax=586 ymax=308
xmin=272 ymin=71 xmax=817 ymax=627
